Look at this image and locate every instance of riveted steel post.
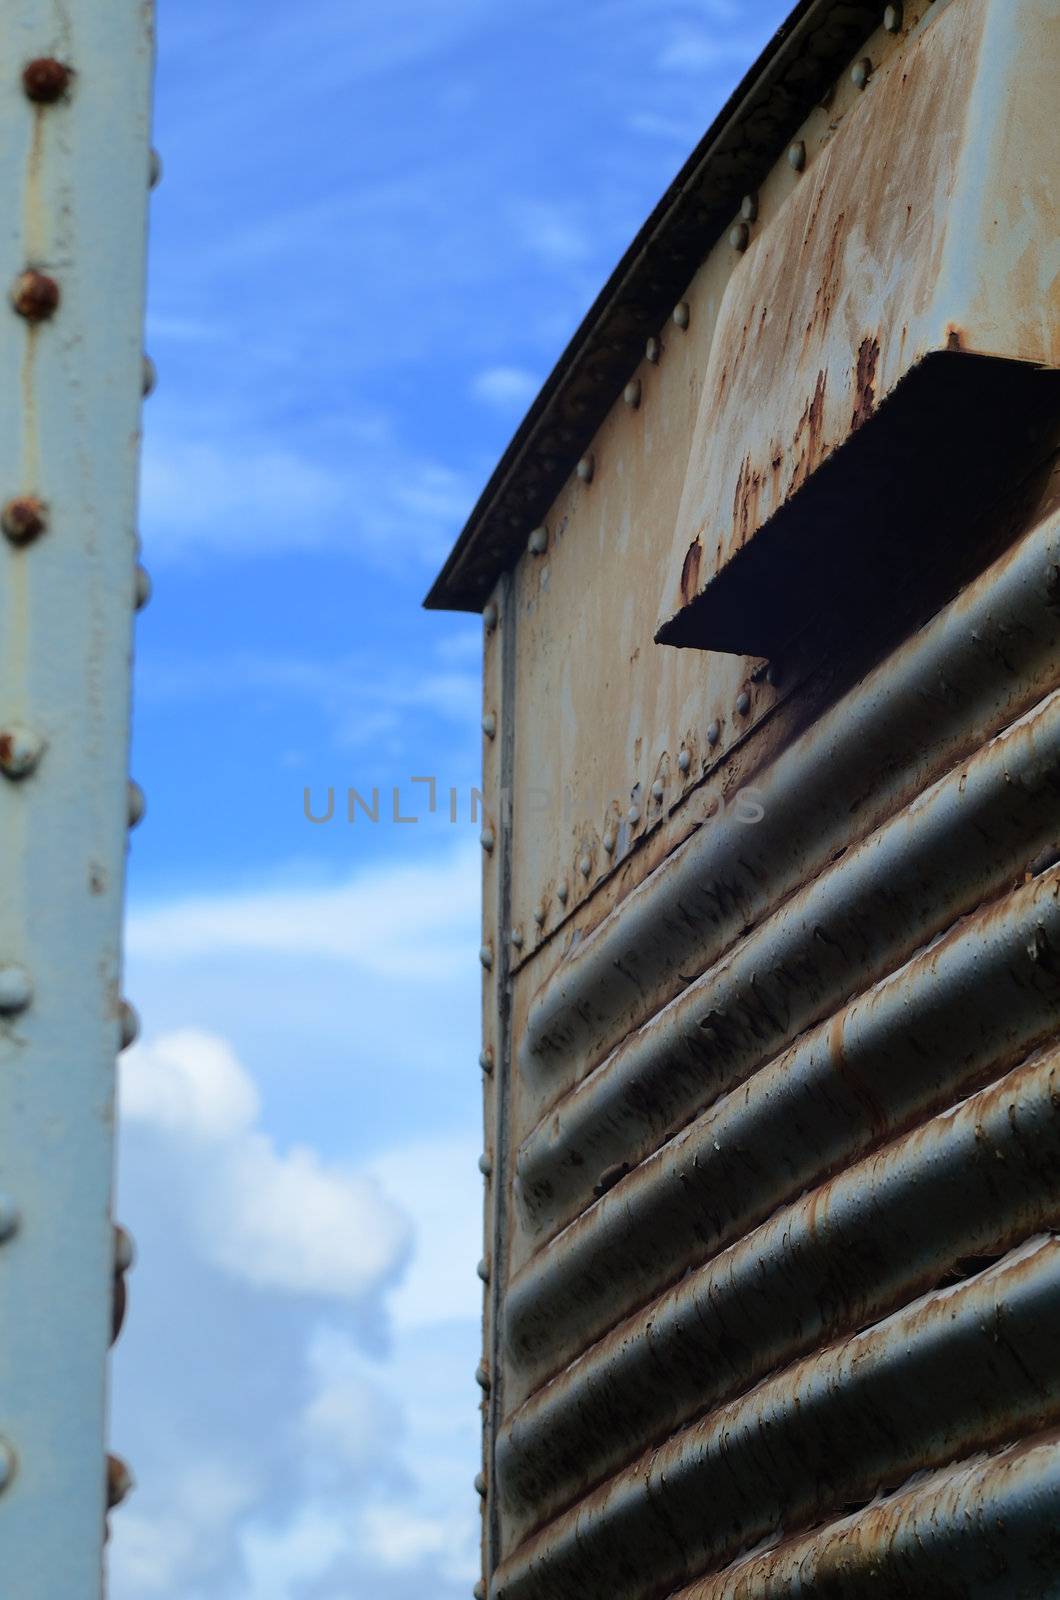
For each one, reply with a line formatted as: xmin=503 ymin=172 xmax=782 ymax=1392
xmin=0 ymin=3 xmax=154 ymax=1594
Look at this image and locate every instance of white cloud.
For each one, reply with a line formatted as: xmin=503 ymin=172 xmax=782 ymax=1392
xmin=112 ymin=1459 xmax=259 ymax=1596
xmin=122 ymin=1030 xmax=411 ymax=1302
xmin=368 ymin=1135 xmax=483 ymax=1331
xmin=471 ymin=364 xmax=540 ymax=410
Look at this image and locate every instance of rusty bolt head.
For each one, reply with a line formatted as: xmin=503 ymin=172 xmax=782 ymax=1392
xmin=736 ymin=689 xmax=751 ymax=716
xmin=478 ymin=1153 xmax=493 ymax=1177
xmin=22 ymin=58 xmax=72 ymax=104
xmin=114 ymin=1224 xmax=136 ymax=1275
xmin=134 ymin=564 xmax=152 ymax=611
xmin=12 ymin=269 xmax=60 ymax=322
xmin=479 ymin=944 xmax=493 ymax=972
xmin=127 ymin=779 xmax=146 ymax=829
xmin=576 ymin=454 xmax=594 ymax=485
xmin=106 ymin=1454 xmax=134 ymax=1510
xmin=672 ymin=302 xmax=690 ymax=331
xmin=475 ymin=1362 xmax=491 ymax=1391
xmin=142 ymin=354 xmax=157 ymax=397
xmin=603 ymin=830 xmax=616 ymax=855
xmin=651 ymin=779 xmax=665 ymax=803
xmin=482 ymin=712 xmax=496 ymax=740
xmin=474 ymin=1585 xmax=487 ymax=1600
xmin=533 ymin=904 xmax=545 ymax=926
xmin=474 ymin=1471 xmax=488 ymax=1497
xmin=851 ymin=57 xmax=872 ymax=90
xmin=557 ymin=881 xmax=569 ymax=905
xmin=1 ymin=496 xmax=48 ymax=545
xmin=478 ymin=1047 xmax=494 ymax=1073
xmin=766 ymin=662 xmax=780 ymax=687
xmin=149 ymin=148 xmax=163 ymax=188
xmin=788 ymin=140 xmax=806 ymax=172
xmin=0 ymin=725 xmax=44 ymax=780
xmin=476 ymin=1258 xmax=490 ymax=1283
xmin=0 ymin=964 xmax=33 ymax=1016
xmin=645 ymin=335 xmax=661 ymax=364
xmin=528 ymin=525 xmax=548 ymax=555
xmin=483 ymin=601 xmax=498 ymax=631
xmin=0 ymin=1194 xmax=20 ymax=1244
xmin=119 ymin=999 xmax=140 ymax=1051
xmin=628 ymin=804 xmax=641 ymax=826
xmin=707 ymin=719 xmax=721 ymax=746
xmin=741 ymin=193 xmax=759 ymax=223
xmin=511 ymin=928 xmax=524 ymax=950
xmin=729 ymin=222 xmax=750 ymax=252
xmin=578 ymin=854 xmax=591 ymax=879
xmin=884 ymin=3 xmax=903 ymax=29
xmin=480 ymin=827 xmax=495 ymax=854
xmin=624 ymin=378 xmax=641 ymax=409
xmin=678 ymin=748 xmax=692 ymax=774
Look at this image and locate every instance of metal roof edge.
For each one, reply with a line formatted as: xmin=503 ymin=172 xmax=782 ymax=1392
xmin=424 ymin=0 xmax=881 ymax=613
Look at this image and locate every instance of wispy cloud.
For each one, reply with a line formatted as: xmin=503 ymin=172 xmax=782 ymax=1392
xmin=471 ymin=364 xmax=541 ymax=410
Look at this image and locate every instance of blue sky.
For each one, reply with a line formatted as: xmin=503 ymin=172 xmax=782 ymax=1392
xmin=111 ymin=2 xmax=791 ymax=1595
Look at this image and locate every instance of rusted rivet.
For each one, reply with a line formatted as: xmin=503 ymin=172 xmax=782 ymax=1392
xmin=127 ymin=780 xmax=146 ymax=829
xmin=479 ymin=945 xmax=493 ymax=972
xmin=603 ymin=830 xmax=616 ymax=855
xmin=651 ymin=778 xmax=665 ymax=802
xmin=576 ymin=454 xmax=594 ymax=484
xmin=106 ymin=1454 xmax=134 ymax=1510
xmin=479 ymin=1047 xmax=494 ymax=1074
xmin=557 ymin=881 xmax=569 ymax=905
xmin=119 ymin=1000 xmax=140 ymax=1051
xmin=12 ymin=270 xmax=60 ymax=322
xmin=645 ymin=336 xmax=661 ymax=364
xmin=475 ymin=1362 xmax=491 ymax=1391
xmin=511 ymin=928 xmax=524 ymax=950
xmin=528 ymin=525 xmax=548 ymax=555
xmin=0 ymin=965 xmax=33 ymax=1016
xmin=476 ymin=1258 xmax=490 ymax=1283
xmin=483 ymin=601 xmax=498 ymax=631
xmin=478 ymin=1154 xmax=493 ymax=1177
xmin=0 ymin=725 xmax=44 ymax=780
xmin=624 ymin=378 xmax=641 ymax=408
xmin=22 ymin=58 xmax=71 ymax=104
xmin=0 ymin=1195 xmax=20 ymax=1244
xmin=678 ymin=748 xmax=691 ymax=774
xmin=134 ymin=564 xmax=152 ymax=611
xmin=884 ymin=3 xmax=903 ymax=29
xmin=788 ymin=140 xmax=806 ymax=172
xmin=114 ymin=1225 xmax=135 ymax=1275
xmin=628 ymin=804 xmax=641 ymax=825
xmin=851 ymin=57 xmax=872 ymax=90
xmin=142 ymin=355 xmax=157 ymax=397
xmin=482 ymin=713 xmax=496 ymax=740
xmin=741 ymin=193 xmax=759 ymax=222
xmin=729 ymin=222 xmax=750 ymax=252
xmin=578 ymin=854 xmax=591 ymax=879
xmin=474 ymin=1471 xmax=487 ymax=1497
xmin=735 ymin=690 xmax=751 ymax=716
xmin=707 ymin=719 xmax=721 ymax=746
xmin=474 ymin=1584 xmax=487 ymax=1600
xmin=672 ymin=302 xmax=690 ymax=331
xmin=480 ymin=827 xmax=495 ymax=854
xmin=766 ymin=662 xmax=780 ymax=687
xmin=0 ymin=1439 xmax=15 ymax=1495
xmin=533 ymin=904 xmax=545 ymax=927
xmin=149 ymin=148 xmax=163 ymax=188
xmin=2 ymin=496 xmax=47 ymax=545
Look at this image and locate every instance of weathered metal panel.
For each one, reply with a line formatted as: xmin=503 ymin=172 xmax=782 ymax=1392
xmin=0 ymin=4 xmax=154 ymax=1593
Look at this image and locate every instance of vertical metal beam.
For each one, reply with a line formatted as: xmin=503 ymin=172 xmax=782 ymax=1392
xmin=0 ymin=4 xmax=154 ymax=1593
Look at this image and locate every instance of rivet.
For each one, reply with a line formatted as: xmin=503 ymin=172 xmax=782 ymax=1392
xmin=479 ymin=1047 xmax=494 ymax=1074
xmin=475 ymin=1362 xmax=491 ymax=1391
xmin=628 ymin=805 xmax=641 ymax=825
xmin=651 ymin=779 xmax=665 ymax=803
xmin=557 ymin=881 xmax=569 ymax=905
xmin=0 ymin=1195 xmax=20 ymax=1244
xmin=22 ymin=58 xmax=72 ymax=103
xmin=645 ymin=336 xmax=661 ymax=364
xmin=482 ymin=713 xmax=496 ymax=739
xmin=480 ymin=827 xmax=495 ymax=854
xmin=729 ymin=222 xmax=750 ymax=252
xmin=12 ymin=270 xmax=60 ymax=322
xmin=474 ymin=1471 xmax=487 ymax=1497
xmin=533 ymin=904 xmax=545 ymax=927
xmin=142 ymin=355 xmax=157 ymax=397
xmin=624 ymin=378 xmax=641 ymax=408
xmin=707 ymin=720 xmax=721 ymax=746
xmin=678 ymin=748 xmax=691 ymax=774
xmin=479 ymin=945 xmax=493 ymax=972
xmin=766 ymin=662 xmax=780 ymax=687
xmin=483 ymin=602 xmax=498 ymax=630
xmin=478 ymin=1154 xmax=493 ymax=1177
xmin=735 ymin=690 xmax=751 ymax=716
xmin=884 ymin=2 xmax=903 ymax=29
xmin=106 ymin=1454 xmax=134 ymax=1510
xmin=134 ymin=564 xmax=152 ymax=611
xmin=114 ymin=1225 xmax=136 ymax=1275
xmin=0 ymin=725 xmax=43 ymax=780
xmin=788 ymin=140 xmax=806 ymax=172
xmin=511 ymin=928 xmax=524 ymax=950
xmin=672 ymin=302 xmax=690 ymax=330
xmin=2 ymin=496 xmax=47 ymax=545
xmin=476 ymin=1258 xmax=490 ymax=1283
xmin=119 ymin=1000 xmax=140 ymax=1050
xmin=0 ymin=1439 xmax=15 ymax=1495
xmin=851 ymin=57 xmax=872 ymax=90
xmin=149 ymin=148 xmax=163 ymax=188
xmin=578 ymin=854 xmax=591 ymax=879
xmin=740 ymin=193 xmax=759 ymax=222
xmin=127 ymin=779 xmax=146 ymax=829
xmin=474 ymin=1583 xmax=487 ymax=1600
xmin=528 ymin=525 xmax=549 ymax=555
xmin=0 ymin=965 xmax=33 ymax=1016
xmin=576 ymin=454 xmax=594 ymax=484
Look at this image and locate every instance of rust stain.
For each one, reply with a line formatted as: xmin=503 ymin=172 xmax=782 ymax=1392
xmin=680 ymin=539 xmax=702 ymax=602
xmin=851 ymin=335 xmax=880 ymax=431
